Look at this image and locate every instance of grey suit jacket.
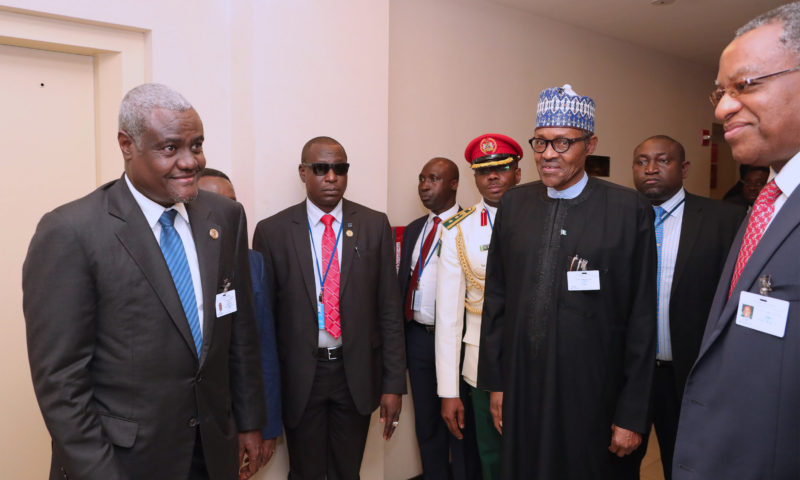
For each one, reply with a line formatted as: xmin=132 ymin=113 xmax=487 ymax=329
xmin=252 ymin=199 xmax=406 ymax=428
xmin=23 ymin=177 xmax=265 ymax=480
xmin=673 ymin=186 xmax=800 ymax=479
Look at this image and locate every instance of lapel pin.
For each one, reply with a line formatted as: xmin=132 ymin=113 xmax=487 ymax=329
xmin=346 ymin=229 xmax=354 ymax=237
xmin=209 ymin=228 xmax=219 ymax=239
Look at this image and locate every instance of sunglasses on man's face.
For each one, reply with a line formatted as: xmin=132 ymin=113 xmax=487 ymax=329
xmin=302 ymin=162 xmax=350 ymax=176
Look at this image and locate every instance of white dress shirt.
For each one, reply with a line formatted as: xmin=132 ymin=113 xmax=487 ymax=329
xmin=654 ymin=188 xmax=685 ymax=361
xmin=410 ymin=203 xmax=460 ymax=325
xmin=768 ymin=150 xmax=800 ymax=229
xmin=306 ymin=198 xmax=344 ymax=348
xmin=124 ymin=174 xmax=204 ymax=334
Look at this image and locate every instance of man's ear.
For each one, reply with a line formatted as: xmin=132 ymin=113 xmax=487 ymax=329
xmin=118 ymin=131 xmax=135 ymax=160
xmin=585 ymin=135 xmax=598 ymax=155
xmin=450 ymin=178 xmax=459 ymax=192
xmin=298 ymin=164 xmax=307 ymax=184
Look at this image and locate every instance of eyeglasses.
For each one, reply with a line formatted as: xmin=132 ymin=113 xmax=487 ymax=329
xmin=709 ymin=66 xmax=800 ymax=106
xmin=474 ymin=164 xmax=513 ymax=176
xmin=301 ymin=162 xmax=350 ymax=176
xmin=528 ymin=134 xmax=592 ymax=154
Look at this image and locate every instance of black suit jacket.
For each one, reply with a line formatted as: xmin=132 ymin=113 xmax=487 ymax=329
xmin=667 ymin=193 xmax=745 ymax=399
xmin=398 ymin=214 xmax=427 ymax=321
xmin=252 ymin=199 xmax=406 ymax=428
xmin=23 ymin=177 xmax=265 ymax=480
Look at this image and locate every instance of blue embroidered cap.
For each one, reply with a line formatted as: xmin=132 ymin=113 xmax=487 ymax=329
xmin=535 ymin=84 xmax=595 ymax=133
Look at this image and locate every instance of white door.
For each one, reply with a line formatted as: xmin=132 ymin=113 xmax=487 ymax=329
xmin=0 ymin=43 xmax=96 ymax=479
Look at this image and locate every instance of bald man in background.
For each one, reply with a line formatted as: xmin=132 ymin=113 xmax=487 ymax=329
xmin=398 ymin=157 xmax=480 ymax=479
xmin=631 ymin=135 xmax=744 ymax=479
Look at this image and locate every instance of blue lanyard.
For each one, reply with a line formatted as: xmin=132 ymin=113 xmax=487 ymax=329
xmin=416 ymin=218 xmax=440 ymax=279
xmin=655 ymin=198 xmax=685 ymax=227
xmin=308 ymin=218 xmax=344 ymax=297
xmin=483 ymin=203 xmax=494 ymax=229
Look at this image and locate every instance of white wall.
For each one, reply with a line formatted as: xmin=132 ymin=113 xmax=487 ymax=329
xmin=388 ymin=0 xmax=717 ymax=226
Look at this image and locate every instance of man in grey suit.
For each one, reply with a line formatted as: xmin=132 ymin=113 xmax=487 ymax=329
xmin=23 ymin=83 xmax=265 ymax=480
xmin=253 ymin=136 xmax=406 ymax=479
xmin=673 ymin=3 xmax=800 ymax=478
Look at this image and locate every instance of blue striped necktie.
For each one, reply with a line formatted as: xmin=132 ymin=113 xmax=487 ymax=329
xmin=654 ymin=205 xmax=665 ymax=355
xmin=159 ymin=209 xmax=202 ymax=357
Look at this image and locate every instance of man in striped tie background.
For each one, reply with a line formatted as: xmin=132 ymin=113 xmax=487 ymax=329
xmin=631 ymin=135 xmax=744 ymax=479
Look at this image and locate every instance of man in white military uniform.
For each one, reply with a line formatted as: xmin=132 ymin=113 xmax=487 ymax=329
xmin=436 ymin=133 xmax=522 ymax=480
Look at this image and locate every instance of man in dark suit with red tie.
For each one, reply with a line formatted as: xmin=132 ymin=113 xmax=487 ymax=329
xmin=673 ymin=4 xmax=800 ymax=478
xmin=398 ymin=157 xmax=481 ymax=479
xmin=253 ymin=136 xmax=406 ymax=479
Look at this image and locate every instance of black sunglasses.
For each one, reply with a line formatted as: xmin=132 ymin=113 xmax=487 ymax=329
xmin=474 ymin=164 xmax=513 ymax=176
xmin=302 ymin=162 xmax=350 ymax=176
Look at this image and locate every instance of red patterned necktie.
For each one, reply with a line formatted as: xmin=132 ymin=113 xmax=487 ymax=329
xmin=321 ymin=214 xmax=341 ymax=338
xmin=729 ymin=179 xmax=782 ymax=297
xmin=405 ymin=216 xmax=441 ymax=319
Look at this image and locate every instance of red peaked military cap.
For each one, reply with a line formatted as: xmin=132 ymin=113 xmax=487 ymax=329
xmin=464 ymin=133 xmax=523 ymax=165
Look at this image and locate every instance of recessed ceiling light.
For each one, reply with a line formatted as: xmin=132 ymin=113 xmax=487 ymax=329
xmin=650 ymin=0 xmax=676 ymax=5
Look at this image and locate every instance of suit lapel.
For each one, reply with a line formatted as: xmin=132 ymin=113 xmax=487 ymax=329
xmin=400 ymin=216 xmax=426 ymax=286
xmin=290 ymin=203 xmax=318 ymax=312
xmin=671 ymin=194 xmax=701 ymax=297
xmin=339 ymin=200 xmax=357 ymax=294
xmin=186 ymin=198 xmax=221 ymax=365
xmin=697 ymin=186 xmax=800 ymax=361
xmin=108 ymin=179 xmax=198 ymax=359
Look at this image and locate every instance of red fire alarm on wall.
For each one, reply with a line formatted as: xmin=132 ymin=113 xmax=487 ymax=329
xmin=701 ymin=129 xmax=711 ymax=146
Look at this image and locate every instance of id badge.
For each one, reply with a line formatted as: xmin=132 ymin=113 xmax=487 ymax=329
xmin=317 ymin=301 xmax=325 ymax=329
xmin=215 ymin=290 xmax=237 ymax=317
xmin=736 ymin=291 xmax=789 ymax=338
xmin=412 ymin=288 xmax=423 ymax=312
xmin=567 ymin=271 xmax=600 ymax=291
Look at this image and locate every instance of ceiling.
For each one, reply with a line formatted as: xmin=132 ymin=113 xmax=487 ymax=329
xmin=490 ymin=0 xmax=789 ymax=66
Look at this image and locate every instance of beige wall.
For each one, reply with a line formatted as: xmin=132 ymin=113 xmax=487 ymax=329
xmin=2 ymin=0 xmax=723 ymax=478
xmin=388 ymin=0 xmax=717 ymax=226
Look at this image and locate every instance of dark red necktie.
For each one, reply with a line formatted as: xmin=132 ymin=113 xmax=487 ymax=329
xmin=405 ymin=216 xmax=441 ymax=319
xmin=729 ymin=180 xmax=781 ymax=297
xmin=321 ymin=214 xmax=341 ymax=338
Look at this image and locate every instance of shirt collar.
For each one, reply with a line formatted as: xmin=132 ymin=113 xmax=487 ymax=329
xmin=773 ymin=150 xmax=800 ymax=200
xmin=306 ymin=198 xmax=343 ymax=226
xmin=481 ymin=199 xmax=498 ymax=217
xmin=547 ymin=171 xmax=588 ymax=199
xmin=124 ymin=173 xmax=190 ymax=228
xmin=431 ymin=203 xmax=460 ymax=224
xmin=656 ymin=188 xmax=686 ymax=216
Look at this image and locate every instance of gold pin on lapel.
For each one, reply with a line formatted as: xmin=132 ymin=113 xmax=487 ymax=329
xmin=209 ymin=228 xmax=219 ymax=239
xmin=346 ymin=229 xmax=354 ymax=237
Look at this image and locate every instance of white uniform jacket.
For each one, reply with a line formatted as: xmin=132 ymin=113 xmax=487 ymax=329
xmin=435 ymin=201 xmax=495 ymax=397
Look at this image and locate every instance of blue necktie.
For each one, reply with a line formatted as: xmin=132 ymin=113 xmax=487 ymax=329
xmin=159 ymin=210 xmax=202 ymax=357
xmin=653 ymin=205 xmax=665 ymax=355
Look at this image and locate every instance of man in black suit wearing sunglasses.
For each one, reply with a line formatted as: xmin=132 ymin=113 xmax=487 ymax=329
xmin=253 ymin=136 xmax=406 ymax=479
